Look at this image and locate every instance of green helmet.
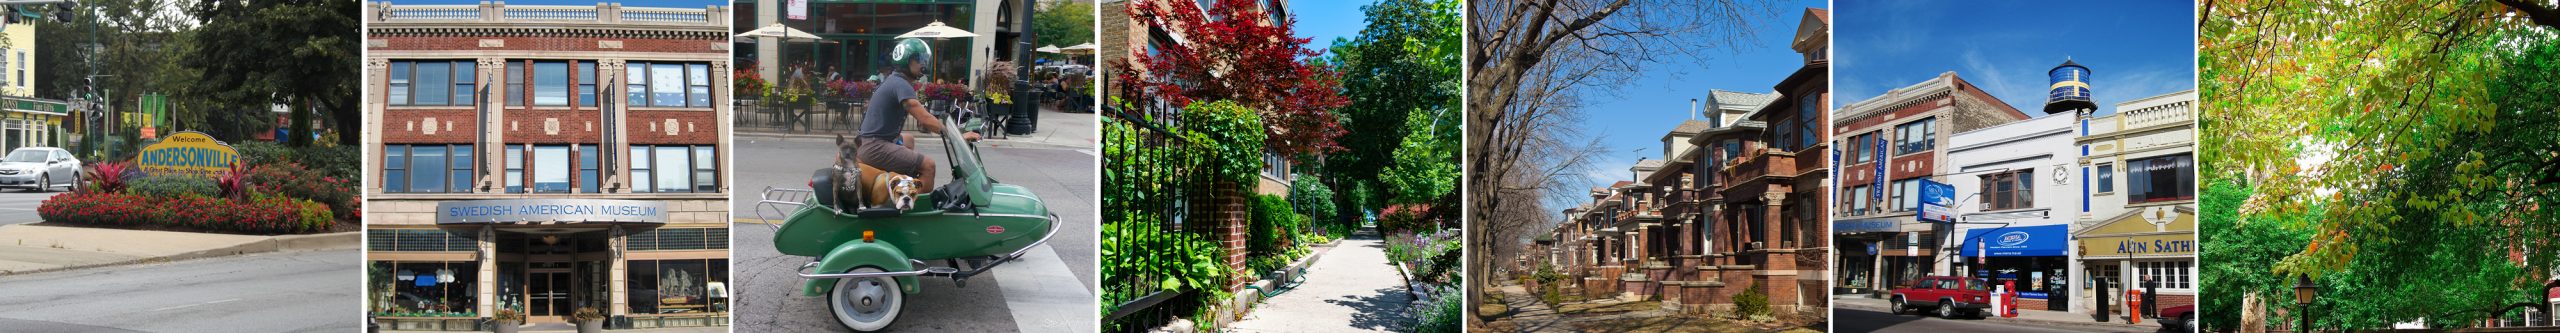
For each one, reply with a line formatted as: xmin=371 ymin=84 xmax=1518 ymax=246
xmin=887 ymin=38 xmax=933 ymax=74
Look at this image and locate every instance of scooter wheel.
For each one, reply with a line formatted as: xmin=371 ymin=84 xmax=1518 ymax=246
xmin=829 ymin=267 xmax=904 ymax=331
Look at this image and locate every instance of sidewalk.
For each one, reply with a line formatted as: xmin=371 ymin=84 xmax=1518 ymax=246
xmin=738 ymin=104 xmax=1095 ymax=150
xmin=1833 ymin=296 xmax=2161 ymax=331
xmin=0 ymin=224 xmax=358 ymax=275
xmin=1227 ymin=233 xmax=1413 ymax=332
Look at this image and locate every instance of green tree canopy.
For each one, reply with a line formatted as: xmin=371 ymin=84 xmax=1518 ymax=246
xmin=184 ymin=0 xmax=358 ymax=146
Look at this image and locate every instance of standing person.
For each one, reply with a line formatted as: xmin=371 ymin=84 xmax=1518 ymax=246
xmin=853 ymin=38 xmax=979 ymax=190
xmin=2142 ymin=275 xmax=2160 ymax=319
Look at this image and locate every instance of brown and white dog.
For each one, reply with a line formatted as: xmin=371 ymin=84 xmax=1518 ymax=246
xmin=836 ymin=134 xmax=924 ymax=210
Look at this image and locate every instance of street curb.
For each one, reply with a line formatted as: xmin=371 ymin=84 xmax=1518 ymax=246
xmin=0 ymin=231 xmax=359 ymax=276
xmin=1837 ymin=301 xmax=2159 ymax=332
xmin=735 ymin=131 xmax=1093 ymax=151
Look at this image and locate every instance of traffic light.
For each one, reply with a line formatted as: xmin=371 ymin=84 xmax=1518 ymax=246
xmin=51 ymin=2 xmax=72 ymax=23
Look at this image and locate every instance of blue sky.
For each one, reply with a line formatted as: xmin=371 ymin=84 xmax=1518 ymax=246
xmin=1570 ymin=0 xmax=1826 ymax=191
xmin=1834 ymin=0 xmax=2195 ymax=118
xmin=1290 ymin=0 xmax=1369 ymax=52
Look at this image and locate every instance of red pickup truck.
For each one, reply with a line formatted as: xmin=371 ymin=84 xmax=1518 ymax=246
xmin=1888 ymin=276 xmax=1993 ymax=319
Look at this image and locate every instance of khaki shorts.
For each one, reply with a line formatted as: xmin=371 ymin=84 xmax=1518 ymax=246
xmin=854 ymin=137 xmax=927 ymax=176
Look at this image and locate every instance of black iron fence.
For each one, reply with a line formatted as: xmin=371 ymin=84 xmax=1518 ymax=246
xmin=1101 ymin=102 xmax=1214 ymax=332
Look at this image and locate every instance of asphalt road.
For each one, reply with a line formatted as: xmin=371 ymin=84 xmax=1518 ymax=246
xmin=0 ymin=249 xmax=360 ymax=332
xmin=1837 ymin=307 xmax=2148 ymax=333
xmin=0 ymin=189 xmax=64 ymax=225
xmin=730 ymin=135 xmax=1097 ymax=333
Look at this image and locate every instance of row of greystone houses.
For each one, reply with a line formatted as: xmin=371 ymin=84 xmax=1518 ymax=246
xmin=1522 ymin=7 xmax=1835 ymax=316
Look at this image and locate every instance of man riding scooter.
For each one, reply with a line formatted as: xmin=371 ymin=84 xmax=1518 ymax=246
xmin=855 ymin=38 xmax=980 ymax=190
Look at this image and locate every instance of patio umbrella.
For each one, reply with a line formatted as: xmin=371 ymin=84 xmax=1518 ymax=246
xmin=1059 ymin=42 xmax=1098 ymax=55
xmin=896 ymin=21 xmax=979 ymax=39
xmin=733 ymin=23 xmax=822 ymax=42
xmin=1036 ymin=44 xmax=1061 ymax=53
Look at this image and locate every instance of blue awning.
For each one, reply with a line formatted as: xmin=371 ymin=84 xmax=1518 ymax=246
xmin=1957 ymin=224 xmax=2067 ymax=257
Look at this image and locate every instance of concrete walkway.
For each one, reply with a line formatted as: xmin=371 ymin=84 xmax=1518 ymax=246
xmin=0 ymin=224 xmax=358 ymax=275
xmin=1227 ymin=234 xmax=1414 ymax=332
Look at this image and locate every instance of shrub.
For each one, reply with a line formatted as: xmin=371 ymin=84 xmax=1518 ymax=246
xmin=1286 ymin=177 xmax=1335 ymax=226
xmin=235 ymin=142 xmax=358 ymax=180
xmin=217 ymin=162 xmax=256 ymax=199
xmin=1540 ymin=285 xmax=1563 ymax=307
xmin=1412 ymin=285 xmax=1464 ymax=333
xmin=571 ymin=307 xmax=605 ymax=323
xmin=1099 ymin=214 xmax=1230 ymax=317
xmin=253 ymin=162 xmax=358 ymax=219
xmin=1247 ymin=194 xmax=1301 ymax=255
xmin=81 ymin=162 xmax=135 ymax=193
xmin=125 ymin=175 xmax=219 ymax=198
xmin=1734 ymin=281 xmax=1771 ymax=318
xmin=1178 ymin=100 xmax=1264 ymax=186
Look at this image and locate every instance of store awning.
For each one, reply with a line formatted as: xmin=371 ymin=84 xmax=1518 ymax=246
xmin=1957 ymin=224 xmax=2066 ymax=257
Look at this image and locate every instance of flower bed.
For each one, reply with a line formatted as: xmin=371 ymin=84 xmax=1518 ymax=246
xmin=37 ymin=161 xmax=341 ymax=235
xmin=41 ymin=191 xmax=332 ymax=234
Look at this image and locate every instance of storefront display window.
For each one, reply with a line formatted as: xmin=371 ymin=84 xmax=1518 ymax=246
xmin=2134 ymin=260 xmax=2193 ymax=290
xmin=373 ymin=261 xmax=480 ymax=316
xmin=629 ymin=259 xmax=729 ymax=315
xmin=775 ymin=3 xmax=974 ymax=84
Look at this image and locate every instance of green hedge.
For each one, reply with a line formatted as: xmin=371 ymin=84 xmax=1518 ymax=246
xmin=125 ymin=175 xmax=219 ymax=199
xmin=234 ymin=142 xmax=358 ymax=180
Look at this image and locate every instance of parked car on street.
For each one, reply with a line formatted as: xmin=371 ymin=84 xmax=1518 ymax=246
xmin=2158 ymin=304 xmax=2196 ymax=333
xmin=1888 ymin=275 xmax=1993 ymax=319
xmin=0 ymin=147 xmax=78 ymax=192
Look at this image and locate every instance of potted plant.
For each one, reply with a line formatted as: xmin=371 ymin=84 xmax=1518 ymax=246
xmin=571 ymin=307 xmax=605 ymax=333
xmin=488 ymin=308 xmax=522 ymax=333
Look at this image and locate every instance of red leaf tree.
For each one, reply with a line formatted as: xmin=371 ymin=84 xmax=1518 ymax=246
xmin=1114 ymin=0 xmax=1349 ymax=161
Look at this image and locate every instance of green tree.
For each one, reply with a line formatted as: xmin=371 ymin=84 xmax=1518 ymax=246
xmin=1031 ymin=0 xmax=1092 ymax=50
xmin=183 ymin=0 xmax=358 ymax=147
xmin=2201 ymin=1 xmax=2560 ymax=329
xmin=1320 ymin=0 xmax=1460 ymax=217
xmin=1380 ymin=108 xmax=1457 ymax=205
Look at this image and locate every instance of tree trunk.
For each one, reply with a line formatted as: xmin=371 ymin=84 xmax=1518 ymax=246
xmin=290 ymin=97 xmax=312 ymax=147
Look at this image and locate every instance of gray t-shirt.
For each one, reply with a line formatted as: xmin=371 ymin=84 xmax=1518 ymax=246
xmin=860 ymin=73 xmax=920 ymax=140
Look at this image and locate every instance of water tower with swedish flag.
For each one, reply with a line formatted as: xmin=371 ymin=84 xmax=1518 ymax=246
xmin=2045 ymin=58 xmax=2094 ymax=114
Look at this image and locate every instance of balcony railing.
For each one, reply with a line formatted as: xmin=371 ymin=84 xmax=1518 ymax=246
xmin=1721 ymin=148 xmax=1798 ymax=185
xmin=371 ymin=2 xmax=727 ymax=28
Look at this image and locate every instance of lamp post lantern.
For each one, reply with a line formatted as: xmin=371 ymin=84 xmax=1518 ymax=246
xmin=2294 ymin=274 xmax=2317 ymax=332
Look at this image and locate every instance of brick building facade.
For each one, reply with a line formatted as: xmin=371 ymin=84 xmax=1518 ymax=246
xmin=362 ymin=2 xmax=733 ymax=329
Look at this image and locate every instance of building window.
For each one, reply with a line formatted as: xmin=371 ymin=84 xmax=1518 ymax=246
xmin=1980 ymin=169 xmax=2033 ymax=210
xmin=2134 ymin=260 xmax=2193 ymax=290
xmin=630 ymin=145 xmax=719 ymax=193
xmin=1889 ymin=178 xmax=1920 ymax=212
xmin=505 ymin=63 xmax=524 ymax=107
xmin=367 ymin=229 xmax=477 ymax=252
xmin=505 ymin=145 xmax=525 ymax=193
xmin=1847 ymin=185 xmax=1870 ymax=214
xmin=534 ymin=145 xmax=570 ymax=193
xmin=578 ymin=145 xmax=600 ymax=193
xmin=1846 ymin=132 xmax=1876 ymax=164
xmin=2128 ymin=154 xmax=2195 ymax=203
xmin=627 ymin=228 xmax=731 ymax=250
xmin=694 ymin=146 xmax=718 ymax=193
xmin=688 ymin=63 xmax=713 ymax=107
xmin=626 ymin=259 xmax=729 ymax=315
xmin=1894 ymin=117 xmax=1936 ymax=155
xmin=626 ymin=62 xmax=717 ymax=108
xmin=534 ymin=61 xmax=569 ymax=106
xmin=387 ymin=60 xmax=475 ymax=106
xmin=382 ymin=144 xmax=473 ymax=193
xmin=577 ymin=62 xmax=598 ymax=107
xmin=1798 ymin=94 xmax=1819 ymax=149
xmin=2095 ymin=163 xmax=2115 ymax=193
xmin=373 ymin=261 xmax=480 ymax=316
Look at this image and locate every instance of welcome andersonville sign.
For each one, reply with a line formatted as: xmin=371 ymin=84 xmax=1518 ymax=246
xmin=132 ymin=131 xmax=240 ymax=178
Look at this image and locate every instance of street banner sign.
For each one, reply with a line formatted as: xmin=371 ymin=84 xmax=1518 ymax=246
xmin=1871 ymin=137 xmax=1886 ymax=204
xmin=1920 ymin=178 xmax=1955 ymax=223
